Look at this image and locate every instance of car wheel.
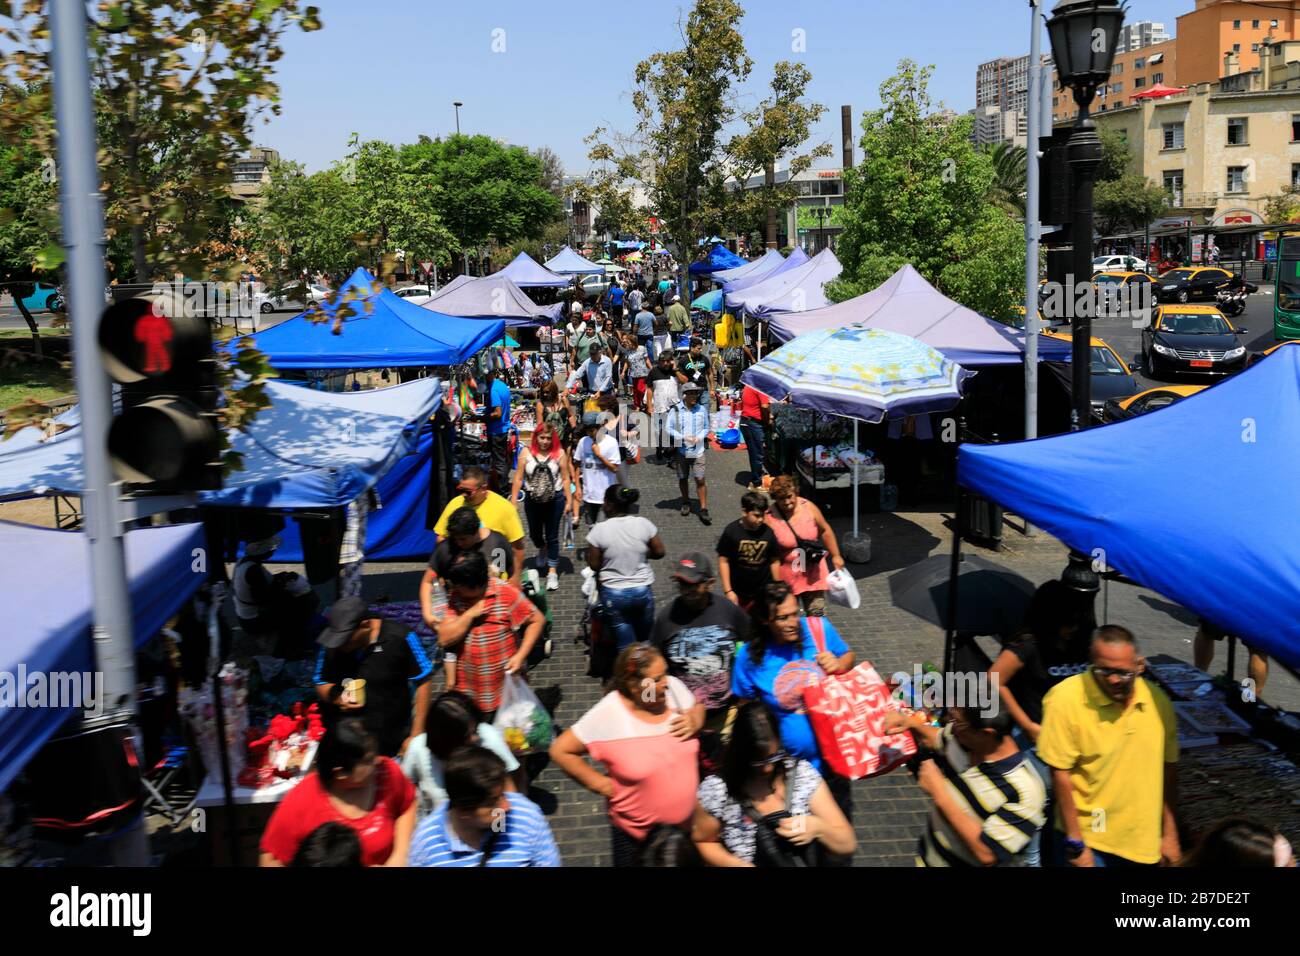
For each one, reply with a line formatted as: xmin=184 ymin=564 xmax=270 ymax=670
xmin=47 ymin=294 xmax=65 ymax=312
xmin=261 ymin=301 xmax=273 ymax=313
xmin=1176 ymin=290 xmax=1189 ymax=303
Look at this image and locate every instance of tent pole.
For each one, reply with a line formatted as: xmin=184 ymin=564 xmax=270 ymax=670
xmin=943 ymin=489 xmax=966 ymax=675
xmin=852 ymin=418 xmax=860 ymax=538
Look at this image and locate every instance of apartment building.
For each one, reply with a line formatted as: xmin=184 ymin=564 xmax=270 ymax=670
xmin=1117 ymin=20 xmax=1171 ymax=52
xmin=1176 ymin=0 xmax=1298 ymax=85
xmin=1053 ymin=39 xmax=1177 ymax=124
xmin=1094 ymin=40 xmax=1300 ymax=233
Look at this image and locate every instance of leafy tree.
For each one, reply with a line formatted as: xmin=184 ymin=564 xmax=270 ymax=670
xmin=1097 ymin=127 xmax=1132 ymax=183
xmin=533 ymin=146 xmax=566 ymax=199
xmin=578 ymin=0 xmax=828 ymax=298
xmin=1264 ymin=186 xmax=1300 ymax=224
xmin=401 ymin=135 xmax=561 ymax=274
xmin=0 ymin=0 xmax=322 ymax=282
xmin=1095 ymin=174 xmax=1171 ymax=235
xmin=986 ymin=141 xmax=1027 ymax=217
xmin=829 ymin=60 xmax=1026 ymax=323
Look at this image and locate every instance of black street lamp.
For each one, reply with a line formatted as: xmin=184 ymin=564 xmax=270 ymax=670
xmin=1046 ymin=0 xmax=1125 ymax=431
xmin=453 ymin=101 xmax=463 ymax=136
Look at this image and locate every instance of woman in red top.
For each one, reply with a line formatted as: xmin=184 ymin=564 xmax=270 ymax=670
xmin=260 ymin=718 xmax=416 ymax=867
xmin=765 ymin=474 xmax=845 ymax=617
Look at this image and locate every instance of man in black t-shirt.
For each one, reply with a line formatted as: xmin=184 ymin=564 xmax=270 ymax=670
xmin=716 ymin=492 xmax=782 ymax=611
xmin=314 ymin=596 xmax=434 ymax=757
xmin=651 ymin=552 xmax=751 ymax=770
xmin=427 ymin=506 xmax=515 ymax=582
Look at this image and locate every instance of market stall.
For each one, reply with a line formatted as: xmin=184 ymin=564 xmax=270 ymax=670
xmin=710 ymin=248 xmax=785 ymax=287
xmin=688 ymin=242 xmax=746 ymax=276
xmin=724 ymin=247 xmax=842 ymax=319
xmin=0 ymin=522 xmax=207 ymax=794
xmin=488 ymin=251 xmax=569 ymax=288
xmin=721 ymin=246 xmax=808 ymax=295
xmin=543 ymin=245 xmax=606 ymax=276
xmin=421 ymin=273 xmax=562 ymax=327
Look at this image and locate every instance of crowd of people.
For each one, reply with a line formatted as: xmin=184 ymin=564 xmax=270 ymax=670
xmin=251 ymin=264 xmax=1295 ymax=869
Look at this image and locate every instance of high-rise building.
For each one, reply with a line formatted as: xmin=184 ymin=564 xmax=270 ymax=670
xmin=977 ymin=53 xmax=1052 ymax=114
xmin=1116 ymin=20 xmax=1170 ymax=53
xmin=971 ymin=104 xmax=1029 ymax=148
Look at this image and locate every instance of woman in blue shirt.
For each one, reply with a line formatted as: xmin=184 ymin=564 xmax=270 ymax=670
xmin=731 ymin=581 xmax=855 ymax=774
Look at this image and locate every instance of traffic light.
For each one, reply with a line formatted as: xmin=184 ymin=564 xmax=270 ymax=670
xmin=98 ymin=292 xmax=223 ymax=492
xmin=1038 ymin=129 xmax=1074 ymax=228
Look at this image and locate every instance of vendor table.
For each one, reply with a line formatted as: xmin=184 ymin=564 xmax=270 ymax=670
xmin=195 ymin=774 xmax=299 ymax=866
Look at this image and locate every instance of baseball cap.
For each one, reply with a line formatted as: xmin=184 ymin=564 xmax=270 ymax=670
xmin=318 ymin=595 xmax=368 ymax=649
xmin=672 ymin=551 xmax=714 ymax=584
xmin=683 ymin=382 xmax=702 ymax=394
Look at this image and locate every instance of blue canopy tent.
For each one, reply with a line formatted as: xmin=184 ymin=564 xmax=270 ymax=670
xmin=0 ymin=521 xmax=207 ymax=793
xmin=543 ymin=245 xmax=605 ymax=276
xmin=421 ymin=274 xmax=561 ymax=327
xmin=0 ymin=379 xmax=442 ymax=561
xmin=711 ymin=248 xmax=785 ymax=286
xmin=232 ymin=268 xmax=504 ymax=369
xmin=958 ymin=345 xmax=1300 ymax=671
xmin=490 ymin=252 xmax=569 ymax=288
xmin=722 ymin=246 xmax=809 ymax=293
xmin=689 ymin=243 xmax=746 ymax=275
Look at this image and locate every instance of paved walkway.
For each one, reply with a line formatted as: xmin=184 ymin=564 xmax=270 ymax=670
xmin=350 ymin=435 xmax=1299 ymax=866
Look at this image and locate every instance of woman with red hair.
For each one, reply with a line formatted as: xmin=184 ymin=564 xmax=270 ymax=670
xmin=510 ymin=422 xmax=573 ymax=591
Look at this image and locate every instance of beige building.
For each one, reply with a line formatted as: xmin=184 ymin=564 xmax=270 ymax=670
xmin=1094 ymin=40 xmax=1300 ymax=231
xmin=229 ymin=147 xmax=280 ymax=202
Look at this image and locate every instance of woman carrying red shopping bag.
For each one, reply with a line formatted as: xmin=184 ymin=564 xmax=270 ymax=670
xmin=732 ymin=582 xmax=857 ymax=844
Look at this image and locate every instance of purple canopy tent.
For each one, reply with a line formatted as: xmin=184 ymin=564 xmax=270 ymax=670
xmin=766 ymin=265 xmax=1072 ymax=366
xmin=723 ymin=247 xmax=841 ymax=317
xmin=422 ymin=274 xmax=562 ymax=327
xmin=722 ymin=245 xmax=809 ymax=294
xmin=489 ymin=251 xmax=569 ymax=288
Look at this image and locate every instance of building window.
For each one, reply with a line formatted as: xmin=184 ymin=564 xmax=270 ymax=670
xmin=1233 ymin=19 xmax=1241 ymax=29
xmin=1252 ymin=19 xmax=1260 ymax=29
xmin=1134 ymin=76 xmax=1146 ymax=89
xmin=1152 ymin=72 xmax=1164 ymax=84
xmin=1053 ymin=96 xmax=1059 ymax=107
xmin=1273 ymin=20 xmax=1280 ymax=29
xmin=1163 ymin=122 xmax=1185 ymax=149
xmin=1112 ymin=62 xmax=1123 ymax=74
xmin=1292 ymin=114 xmax=1300 ymax=141
xmin=1228 ymin=117 xmax=1248 ymax=145
xmin=1112 ymin=81 xmax=1123 ymax=93
xmin=1164 ymin=170 xmax=1183 ymax=205
xmin=1233 ymin=43 xmax=1241 ymax=53
xmin=1227 ymin=166 xmax=1248 ymax=193
xmin=1252 ymin=43 xmax=1260 ymax=52
xmin=1293 ymin=163 xmax=1300 ymax=189
xmin=1135 ymin=57 xmax=1145 ymax=69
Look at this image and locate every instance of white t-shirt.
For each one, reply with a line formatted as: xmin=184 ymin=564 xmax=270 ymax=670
xmin=576 ymin=434 xmax=621 ymax=504
xmin=587 ymin=515 xmax=658 ymax=589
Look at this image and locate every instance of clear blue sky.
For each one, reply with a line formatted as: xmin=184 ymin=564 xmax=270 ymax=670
xmin=259 ymin=0 xmax=1192 ymax=174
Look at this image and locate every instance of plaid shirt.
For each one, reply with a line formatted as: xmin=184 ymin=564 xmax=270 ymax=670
xmin=447 ymin=578 xmax=535 ymax=712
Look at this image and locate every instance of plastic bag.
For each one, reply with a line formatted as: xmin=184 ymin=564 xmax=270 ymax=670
xmin=493 ymin=673 xmax=554 ymax=756
xmin=826 ymin=569 xmax=861 ymax=610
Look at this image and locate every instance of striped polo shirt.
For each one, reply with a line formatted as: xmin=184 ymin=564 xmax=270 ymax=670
xmin=409 ymin=792 xmax=562 ymax=867
xmin=918 ymin=726 xmax=1047 ymax=867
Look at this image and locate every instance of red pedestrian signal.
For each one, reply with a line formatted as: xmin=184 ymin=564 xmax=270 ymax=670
xmin=99 ymin=293 xmax=222 ymax=492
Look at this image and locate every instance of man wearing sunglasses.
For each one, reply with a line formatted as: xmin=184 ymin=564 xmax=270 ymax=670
xmin=1037 ymin=625 xmax=1181 ymax=868
xmin=432 ymin=467 xmax=525 ymax=589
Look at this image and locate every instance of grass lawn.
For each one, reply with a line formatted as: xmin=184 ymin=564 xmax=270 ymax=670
xmin=0 ymin=333 xmax=74 ymax=409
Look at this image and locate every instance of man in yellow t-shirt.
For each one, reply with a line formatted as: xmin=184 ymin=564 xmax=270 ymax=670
xmin=432 ymin=466 xmax=524 ymax=587
xmin=1037 ymin=625 xmax=1180 ymax=867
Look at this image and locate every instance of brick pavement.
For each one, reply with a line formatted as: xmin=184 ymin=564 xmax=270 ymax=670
xmin=353 ymin=433 xmax=1300 ymax=867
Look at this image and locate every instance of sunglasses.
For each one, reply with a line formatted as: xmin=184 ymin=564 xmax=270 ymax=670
xmin=457 ymin=485 xmax=484 ymax=496
xmin=1091 ymin=665 xmax=1139 ymax=682
xmin=751 ymin=749 xmax=790 ymax=769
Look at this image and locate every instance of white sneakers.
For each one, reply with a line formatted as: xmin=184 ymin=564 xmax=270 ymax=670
xmin=546 ymin=571 xmax=560 ymax=591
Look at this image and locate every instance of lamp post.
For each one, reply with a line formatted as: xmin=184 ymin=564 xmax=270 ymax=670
xmin=1046 ymin=0 xmax=1124 ymax=432
xmin=453 ymin=101 xmax=463 ymax=136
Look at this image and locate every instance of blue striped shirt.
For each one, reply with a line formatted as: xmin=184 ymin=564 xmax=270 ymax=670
xmin=409 ymin=792 xmax=562 ymax=867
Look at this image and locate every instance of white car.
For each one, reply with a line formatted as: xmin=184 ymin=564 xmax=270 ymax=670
xmin=262 ymin=283 xmax=332 ymax=312
xmin=1092 ymin=254 xmax=1148 ymax=275
xmin=393 ymin=284 xmax=434 ymax=306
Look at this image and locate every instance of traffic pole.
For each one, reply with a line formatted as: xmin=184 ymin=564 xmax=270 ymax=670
xmin=1022 ymin=0 xmax=1045 ymax=535
xmin=50 ymin=3 xmax=139 ymax=730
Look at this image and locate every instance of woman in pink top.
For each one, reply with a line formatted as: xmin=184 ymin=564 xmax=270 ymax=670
xmin=765 ymin=474 xmax=845 ymax=617
xmin=550 ymin=643 xmax=705 ymax=866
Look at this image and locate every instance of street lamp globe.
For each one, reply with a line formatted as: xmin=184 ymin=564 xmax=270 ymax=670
xmin=1047 ymin=0 xmax=1126 ymax=107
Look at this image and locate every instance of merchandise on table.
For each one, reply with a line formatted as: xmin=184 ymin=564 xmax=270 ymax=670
xmin=179 ymin=663 xmax=249 ymax=779
xmin=1175 ymin=700 xmax=1254 ymax=737
xmin=1178 ymin=741 xmax=1300 ymax=844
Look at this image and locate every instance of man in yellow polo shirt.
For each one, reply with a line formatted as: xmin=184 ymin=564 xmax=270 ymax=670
xmin=1037 ymin=625 xmax=1181 ymax=867
xmin=432 ymin=466 xmax=524 ymax=588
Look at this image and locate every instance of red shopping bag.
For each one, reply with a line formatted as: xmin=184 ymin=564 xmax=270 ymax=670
xmin=801 ymin=618 xmax=917 ymax=780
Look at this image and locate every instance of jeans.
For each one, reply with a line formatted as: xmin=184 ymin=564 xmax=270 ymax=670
xmin=524 ymin=494 xmax=565 ymax=568
xmin=600 ymin=584 xmax=655 ymax=650
xmin=1049 ymin=830 xmax=1152 ymax=868
xmin=487 ymin=430 xmax=510 ymax=492
xmin=739 ymin=419 xmax=766 ymax=483
xmin=1011 ymin=725 xmax=1051 ymax=867
xmin=639 ymin=334 xmax=654 ymax=362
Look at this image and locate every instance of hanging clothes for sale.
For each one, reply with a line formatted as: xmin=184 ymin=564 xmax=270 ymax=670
xmin=294 ymin=507 xmax=347 ymax=585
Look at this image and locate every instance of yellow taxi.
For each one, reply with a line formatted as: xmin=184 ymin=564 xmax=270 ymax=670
xmin=1092 ymin=270 xmax=1155 ymax=289
xmin=1043 ymin=330 xmax=1140 ymax=420
xmin=1100 ymin=384 xmax=1206 ymax=424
